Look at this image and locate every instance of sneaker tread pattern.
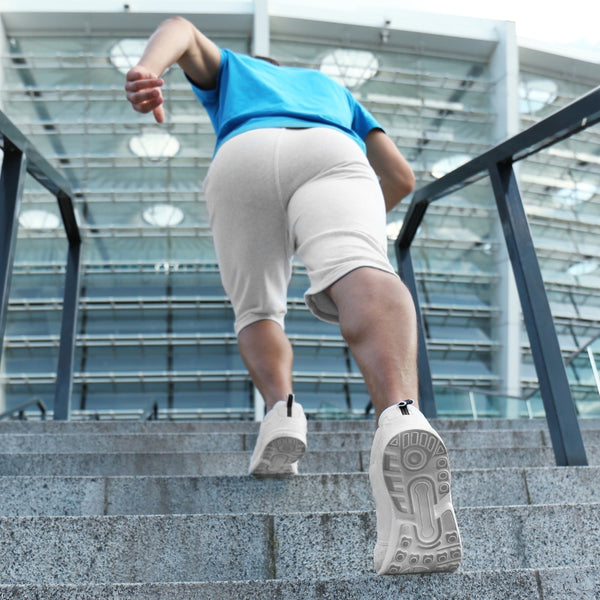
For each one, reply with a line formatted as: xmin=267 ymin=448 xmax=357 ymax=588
xmin=381 ymin=429 xmax=461 ymax=574
xmin=252 ymin=436 xmax=306 ymax=475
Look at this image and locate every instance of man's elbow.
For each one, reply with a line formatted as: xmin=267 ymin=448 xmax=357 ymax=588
xmin=403 ymin=169 xmax=416 ymax=197
xmin=392 ymin=168 xmax=416 ymax=201
xmin=157 ymin=16 xmax=194 ymax=37
xmin=161 ymin=15 xmax=191 ymax=27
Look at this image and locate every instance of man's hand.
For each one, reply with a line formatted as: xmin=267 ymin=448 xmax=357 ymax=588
xmin=123 ymin=18 xmax=221 ymax=122
xmin=125 ymin=66 xmax=166 ymax=123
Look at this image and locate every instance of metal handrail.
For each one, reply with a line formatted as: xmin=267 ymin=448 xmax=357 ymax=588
xmin=141 ymin=401 xmax=159 ymax=421
xmin=1 ymin=109 xmax=82 ymax=421
xmin=395 ymin=85 xmax=600 ymax=466
xmin=0 ymin=398 xmax=47 ymax=421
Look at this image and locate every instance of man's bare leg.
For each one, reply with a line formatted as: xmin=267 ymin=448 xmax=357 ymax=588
xmin=329 ymin=267 xmax=462 ymax=575
xmin=237 ymin=319 xmax=294 ymax=413
xmin=327 ymin=267 xmax=419 ymax=421
xmin=239 ymin=319 xmax=307 ymax=475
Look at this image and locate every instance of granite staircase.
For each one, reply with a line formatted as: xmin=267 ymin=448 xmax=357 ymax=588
xmin=0 ymin=417 xmax=599 ymax=599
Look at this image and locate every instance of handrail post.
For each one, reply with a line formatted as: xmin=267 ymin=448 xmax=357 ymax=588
xmin=488 ymin=159 xmax=587 ymax=466
xmin=395 ymin=244 xmax=437 ymax=419
xmin=395 ymin=195 xmax=437 ymax=418
xmin=53 ymin=230 xmax=82 ymax=421
xmin=0 ymin=143 xmax=27 ymax=357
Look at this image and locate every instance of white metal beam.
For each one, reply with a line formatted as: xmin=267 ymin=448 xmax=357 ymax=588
xmin=489 ymin=20 xmax=523 ymax=413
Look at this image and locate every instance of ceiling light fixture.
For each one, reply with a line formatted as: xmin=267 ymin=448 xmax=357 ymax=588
xmin=320 ymin=49 xmax=379 ymax=89
xmin=567 ymin=258 xmax=599 ymax=277
xmin=109 ymin=39 xmax=149 ymax=75
xmin=18 ymin=209 xmax=61 ymax=231
xmin=553 ymin=182 xmax=597 ymax=206
xmin=142 ymin=204 xmax=184 ymax=227
xmin=129 ymin=132 xmax=180 ymax=160
xmin=431 ymin=154 xmax=472 ymax=179
xmin=519 ymin=79 xmax=558 ymax=114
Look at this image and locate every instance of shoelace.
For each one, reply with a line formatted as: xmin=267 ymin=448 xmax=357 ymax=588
xmin=398 ymin=399 xmax=414 ymax=415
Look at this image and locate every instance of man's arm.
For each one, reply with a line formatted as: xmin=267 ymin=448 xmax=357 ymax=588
xmin=124 ymin=16 xmax=221 ymax=123
xmin=365 ymin=129 xmax=416 ymax=212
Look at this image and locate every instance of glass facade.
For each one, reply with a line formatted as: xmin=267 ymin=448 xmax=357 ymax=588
xmin=1 ymin=4 xmax=599 ymax=419
xmin=518 ymin=70 xmax=600 ymax=416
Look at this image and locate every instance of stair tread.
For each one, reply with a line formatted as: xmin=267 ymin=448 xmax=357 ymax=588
xmin=0 ymin=417 xmax=598 ymax=434
xmin=0 ymin=566 xmax=598 ymax=600
xmin=0 ymin=506 xmax=599 ymax=584
xmin=2 ymin=446 xmax=597 ymax=477
xmin=0 ymin=466 xmax=598 ymax=516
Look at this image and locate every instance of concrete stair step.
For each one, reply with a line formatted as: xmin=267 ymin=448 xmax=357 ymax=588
xmin=0 ymin=467 xmax=598 ymax=517
xmin=0 ymin=417 xmax=598 ymax=434
xmin=0 ymin=418 xmax=596 ymax=598
xmin=0 ymin=567 xmax=598 ymax=600
xmin=0 ymin=505 xmax=599 ymax=584
xmin=0 ymin=428 xmax=565 ymax=453
xmin=1 ymin=445 xmax=587 ymax=476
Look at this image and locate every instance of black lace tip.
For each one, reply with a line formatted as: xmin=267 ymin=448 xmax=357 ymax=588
xmin=398 ymin=399 xmax=414 ymax=415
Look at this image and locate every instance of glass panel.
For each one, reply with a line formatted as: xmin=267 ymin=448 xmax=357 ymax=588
xmin=1 ymin=178 xmax=68 ymax=415
xmin=519 ymin=68 xmax=600 ymax=413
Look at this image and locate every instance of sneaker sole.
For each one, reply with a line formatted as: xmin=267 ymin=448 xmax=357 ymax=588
xmin=250 ymin=436 xmax=307 ymax=476
xmin=379 ymin=428 xmax=462 ymax=574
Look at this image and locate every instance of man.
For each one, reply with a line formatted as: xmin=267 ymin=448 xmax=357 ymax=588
xmin=125 ymin=16 xmax=462 ymax=574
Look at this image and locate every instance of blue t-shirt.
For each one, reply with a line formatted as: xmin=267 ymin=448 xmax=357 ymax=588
xmin=187 ymin=49 xmax=382 ymax=154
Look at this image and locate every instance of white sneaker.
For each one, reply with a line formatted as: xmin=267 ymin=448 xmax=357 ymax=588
xmin=249 ymin=394 xmax=307 ymax=476
xmin=369 ymin=400 xmax=462 ymax=574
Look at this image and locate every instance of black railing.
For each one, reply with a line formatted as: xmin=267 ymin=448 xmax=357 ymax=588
xmin=0 ymin=110 xmax=82 ymax=421
xmin=396 ymin=85 xmax=600 ymax=466
xmin=0 ymin=397 xmax=47 ymax=421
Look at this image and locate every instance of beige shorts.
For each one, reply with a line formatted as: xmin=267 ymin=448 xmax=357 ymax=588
xmin=203 ymin=127 xmax=397 ymax=334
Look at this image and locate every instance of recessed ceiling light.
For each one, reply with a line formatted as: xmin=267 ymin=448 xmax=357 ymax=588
xmin=519 ymin=79 xmax=558 ymax=114
xmin=386 ymin=219 xmax=404 ymax=240
xmin=431 ymin=154 xmax=472 ymax=179
xmin=109 ymin=39 xmax=150 ymax=75
xmin=553 ymin=182 xmax=596 ymax=206
xmin=320 ymin=49 xmax=379 ymax=89
xmin=142 ymin=204 xmax=184 ymax=227
xmin=567 ymin=259 xmax=599 ymax=277
xmin=18 ymin=209 xmax=61 ymax=230
xmin=129 ymin=132 xmax=180 ymax=160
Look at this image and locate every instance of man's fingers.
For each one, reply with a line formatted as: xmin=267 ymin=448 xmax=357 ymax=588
xmin=125 ymin=67 xmax=165 ymax=120
xmin=131 ymin=96 xmax=164 ymax=115
xmin=124 ymin=77 xmax=164 ymax=93
xmin=153 ymin=105 xmax=166 ymax=124
xmin=126 ymin=87 xmax=161 ymax=104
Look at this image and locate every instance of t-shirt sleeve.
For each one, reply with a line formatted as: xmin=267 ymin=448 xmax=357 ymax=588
xmin=184 ymin=47 xmax=226 ymax=108
xmin=348 ymin=90 xmax=383 ymax=139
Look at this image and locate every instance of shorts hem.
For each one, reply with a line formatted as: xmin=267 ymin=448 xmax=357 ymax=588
xmin=235 ymin=314 xmax=286 ymax=336
xmin=304 ymin=263 xmax=398 ymax=324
